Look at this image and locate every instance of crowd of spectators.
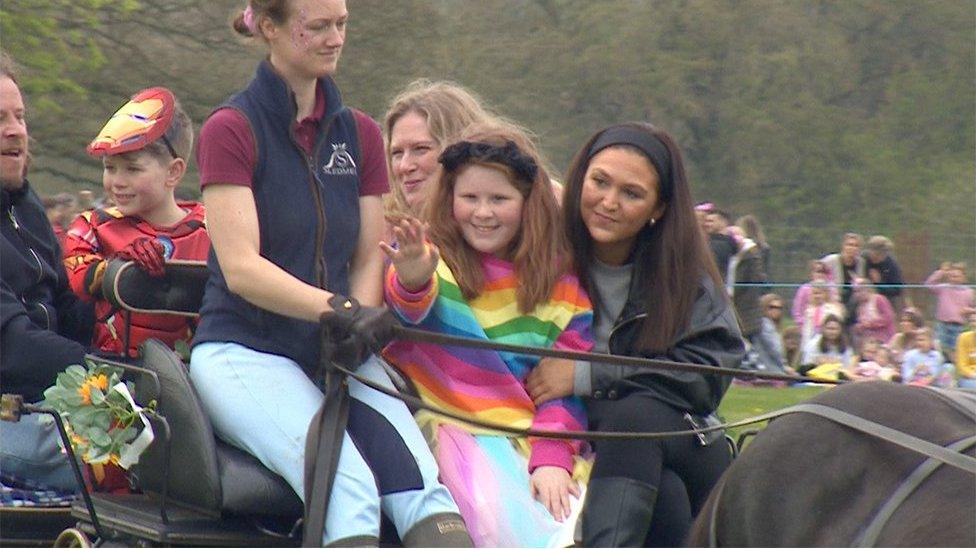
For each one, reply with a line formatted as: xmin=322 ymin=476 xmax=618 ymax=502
xmin=695 ymin=202 xmax=976 ymax=388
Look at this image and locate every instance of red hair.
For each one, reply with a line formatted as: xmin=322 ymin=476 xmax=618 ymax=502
xmin=425 ymin=122 xmax=568 ymax=313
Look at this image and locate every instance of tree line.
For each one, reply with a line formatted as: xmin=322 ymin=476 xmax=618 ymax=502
xmin=4 ymin=0 xmax=974 ymax=281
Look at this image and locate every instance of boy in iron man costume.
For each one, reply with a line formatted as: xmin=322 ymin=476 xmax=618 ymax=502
xmin=63 ymin=87 xmax=210 ymax=358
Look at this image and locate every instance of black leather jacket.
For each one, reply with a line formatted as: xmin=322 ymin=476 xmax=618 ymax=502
xmin=1 ymin=182 xmax=92 ymax=401
xmin=589 ymin=273 xmax=745 ymax=415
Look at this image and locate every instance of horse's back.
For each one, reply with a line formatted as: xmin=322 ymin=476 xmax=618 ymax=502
xmin=688 ymin=382 xmax=976 ymax=547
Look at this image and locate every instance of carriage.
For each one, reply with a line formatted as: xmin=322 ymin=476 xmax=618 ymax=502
xmin=1 ymin=259 xmax=973 ymax=547
xmin=2 ymin=259 xmax=309 ymax=547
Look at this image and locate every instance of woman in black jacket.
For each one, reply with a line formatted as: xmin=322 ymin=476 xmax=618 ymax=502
xmin=526 ymin=122 xmax=744 ymax=546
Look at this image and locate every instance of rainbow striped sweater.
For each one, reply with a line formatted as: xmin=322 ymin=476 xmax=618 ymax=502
xmin=382 ymin=254 xmax=594 ymax=473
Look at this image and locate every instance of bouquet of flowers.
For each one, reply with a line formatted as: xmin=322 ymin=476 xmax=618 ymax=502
xmin=41 ymin=360 xmax=155 ymax=469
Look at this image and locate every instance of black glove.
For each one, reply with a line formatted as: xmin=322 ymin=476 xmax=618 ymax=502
xmin=320 ymin=295 xmax=398 ymax=367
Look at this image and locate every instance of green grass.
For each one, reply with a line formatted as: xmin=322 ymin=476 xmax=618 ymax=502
xmin=717 ymin=385 xmax=828 ymax=440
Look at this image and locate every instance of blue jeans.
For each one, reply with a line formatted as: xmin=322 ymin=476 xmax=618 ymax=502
xmin=0 ymin=413 xmax=79 ymax=492
xmin=957 ymin=377 xmax=976 ymax=389
xmin=189 ymin=342 xmax=459 ymax=544
xmin=935 ymin=321 xmax=966 ymax=358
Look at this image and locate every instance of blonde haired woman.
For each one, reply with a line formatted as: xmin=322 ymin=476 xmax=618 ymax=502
xmin=384 ymin=80 xmax=499 ymax=217
xmin=384 ymin=79 xmax=561 ymax=218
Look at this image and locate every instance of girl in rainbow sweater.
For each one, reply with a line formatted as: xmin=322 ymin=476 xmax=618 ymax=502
xmin=381 ymin=123 xmax=594 ymax=547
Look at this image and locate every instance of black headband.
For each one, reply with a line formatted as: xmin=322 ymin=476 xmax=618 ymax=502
xmin=438 ymin=140 xmax=538 ymax=184
xmin=588 ymin=127 xmax=673 ymax=202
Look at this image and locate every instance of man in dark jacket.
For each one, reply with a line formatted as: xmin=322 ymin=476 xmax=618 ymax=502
xmin=703 ymin=206 xmax=737 ymax=280
xmin=1 ymin=54 xmax=93 ymax=490
xmin=864 ymin=235 xmax=905 ymax=311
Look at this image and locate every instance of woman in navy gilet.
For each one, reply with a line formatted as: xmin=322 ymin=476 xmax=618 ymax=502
xmin=188 ymin=1 xmax=470 ymax=545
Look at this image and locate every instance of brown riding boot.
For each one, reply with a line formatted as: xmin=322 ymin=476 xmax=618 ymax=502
xmin=401 ymin=512 xmax=473 ymax=547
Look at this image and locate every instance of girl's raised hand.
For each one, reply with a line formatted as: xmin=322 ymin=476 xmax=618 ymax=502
xmin=380 ymin=215 xmax=439 ymax=292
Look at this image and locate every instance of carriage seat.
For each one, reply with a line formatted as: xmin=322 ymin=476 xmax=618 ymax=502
xmin=102 ymin=259 xmax=303 ymax=520
xmin=134 ymin=339 xmax=303 ymax=518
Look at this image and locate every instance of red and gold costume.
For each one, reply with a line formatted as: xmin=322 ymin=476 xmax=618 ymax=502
xmin=63 ymin=203 xmax=209 ymax=357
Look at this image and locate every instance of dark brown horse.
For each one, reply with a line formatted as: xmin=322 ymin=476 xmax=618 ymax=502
xmin=687 ymin=381 xmax=976 ymax=547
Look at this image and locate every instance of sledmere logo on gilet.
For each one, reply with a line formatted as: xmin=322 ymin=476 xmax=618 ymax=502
xmin=322 ymin=142 xmax=357 ymax=176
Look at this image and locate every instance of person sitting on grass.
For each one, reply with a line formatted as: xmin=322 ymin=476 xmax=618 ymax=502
xmin=849 ymin=338 xmax=897 ymax=382
xmin=901 ymin=327 xmax=954 ymax=388
xmin=800 ymin=314 xmax=854 ymax=380
xmin=954 ymin=312 xmax=976 ymax=389
xmin=782 ymin=325 xmax=803 ymax=372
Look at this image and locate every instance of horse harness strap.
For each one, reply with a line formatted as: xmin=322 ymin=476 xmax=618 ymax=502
xmin=856 ymin=435 xmax=976 ymax=547
xmin=779 ymin=403 xmax=976 ymax=474
xmin=855 ymin=388 xmax=976 ymax=547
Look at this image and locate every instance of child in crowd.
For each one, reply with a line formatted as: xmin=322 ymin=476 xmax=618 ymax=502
xmin=63 ymin=87 xmax=209 ymax=358
xmin=901 ymin=328 xmax=954 ymax=387
xmin=381 ymin=122 xmax=593 ymax=547
xmin=791 ymin=260 xmax=835 ymax=322
xmin=782 ymin=325 xmax=803 ymax=371
xmin=925 ymin=262 xmax=976 ymax=360
xmin=887 ymin=307 xmax=927 ymax=367
xmin=798 ymin=281 xmax=846 ymax=353
xmin=851 ymin=278 xmax=895 ymax=347
xmin=955 ymin=312 xmax=976 ymax=389
xmin=801 ymin=314 xmax=854 ymax=379
xmin=849 ymin=338 xmax=897 ymax=382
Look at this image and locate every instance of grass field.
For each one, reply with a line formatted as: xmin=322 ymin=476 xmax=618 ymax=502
xmin=717 ymin=384 xmax=829 ymax=440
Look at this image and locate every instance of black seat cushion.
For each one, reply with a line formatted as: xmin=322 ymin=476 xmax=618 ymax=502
xmin=215 ymin=442 xmax=303 ymax=518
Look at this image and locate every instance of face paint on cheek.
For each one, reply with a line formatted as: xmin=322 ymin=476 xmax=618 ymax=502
xmin=290 ymin=8 xmax=313 ymax=50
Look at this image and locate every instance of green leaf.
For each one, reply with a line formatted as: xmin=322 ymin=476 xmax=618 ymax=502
xmin=56 ymin=370 xmax=82 ymax=391
xmin=90 ymin=386 xmax=106 ymax=406
xmin=42 ymin=385 xmax=71 ymax=407
xmin=92 ymin=409 xmax=112 ymax=431
xmin=110 ymin=426 xmax=137 ymax=445
xmin=89 ymin=429 xmax=111 ymax=447
xmin=65 ymin=365 xmax=87 ymax=384
xmin=63 ymin=390 xmax=84 ymax=407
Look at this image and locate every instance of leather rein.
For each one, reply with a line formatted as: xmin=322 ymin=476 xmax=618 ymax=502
xmin=338 ymin=326 xmax=976 ymax=474
xmin=328 ymin=325 xmax=976 ymax=547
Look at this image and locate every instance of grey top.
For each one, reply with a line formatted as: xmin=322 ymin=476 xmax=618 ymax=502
xmin=573 ymin=258 xmax=634 ymax=396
